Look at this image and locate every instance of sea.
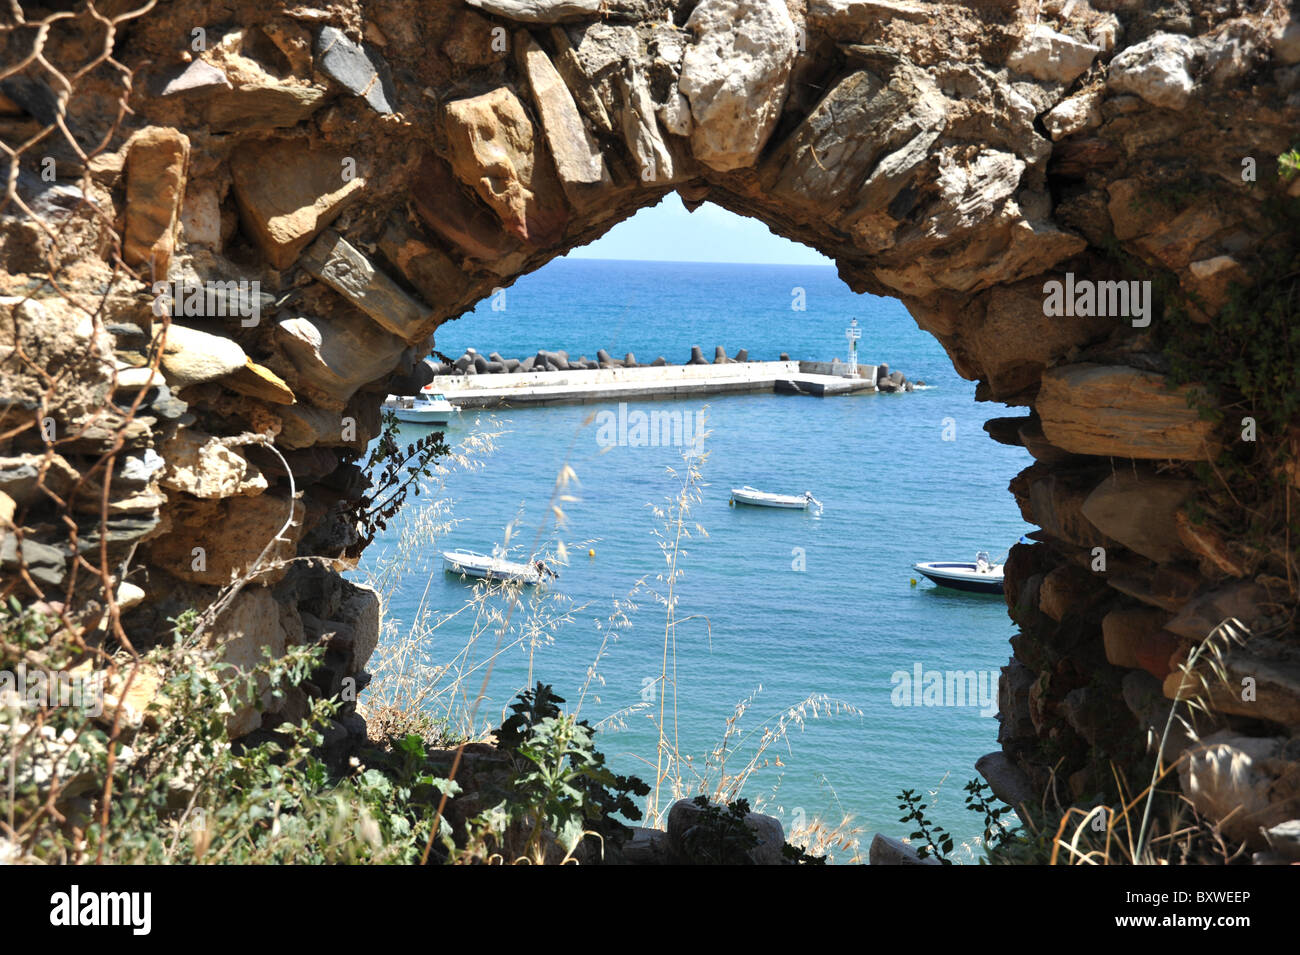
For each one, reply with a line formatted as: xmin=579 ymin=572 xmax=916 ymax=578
xmin=355 ymin=257 xmax=1036 ymax=862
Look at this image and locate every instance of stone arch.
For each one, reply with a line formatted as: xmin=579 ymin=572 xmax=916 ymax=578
xmin=4 ymin=0 xmax=1300 ymax=846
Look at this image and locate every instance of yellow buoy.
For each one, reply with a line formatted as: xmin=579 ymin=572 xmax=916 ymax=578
xmin=910 ymin=578 xmax=918 ymax=587
xmin=588 ymin=548 xmax=595 ymax=558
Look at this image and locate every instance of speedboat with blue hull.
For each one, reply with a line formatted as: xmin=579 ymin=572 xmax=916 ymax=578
xmin=913 ymin=551 xmax=1004 ymax=595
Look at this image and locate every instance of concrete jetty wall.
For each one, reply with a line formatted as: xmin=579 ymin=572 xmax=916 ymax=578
xmin=430 ymin=359 xmax=887 ymax=408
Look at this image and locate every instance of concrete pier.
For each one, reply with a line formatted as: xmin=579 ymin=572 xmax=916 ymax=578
xmin=430 ymin=359 xmax=886 ymax=409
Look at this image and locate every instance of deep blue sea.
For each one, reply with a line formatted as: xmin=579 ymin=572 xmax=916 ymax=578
xmin=357 ymin=258 xmax=1035 ymax=861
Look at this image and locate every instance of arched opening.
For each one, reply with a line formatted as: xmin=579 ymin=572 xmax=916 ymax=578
xmin=4 ymin=0 xmax=1297 ymax=865
xmin=359 ymin=191 xmax=1035 ymax=851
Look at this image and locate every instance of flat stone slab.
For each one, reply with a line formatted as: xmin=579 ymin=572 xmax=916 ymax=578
xmin=301 ymin=230 xmax=433 ymax=343
xmin=315 ymin=26 xmax=395 ymax=114
xmin=467 ymin=0 xmax=603 ymax=22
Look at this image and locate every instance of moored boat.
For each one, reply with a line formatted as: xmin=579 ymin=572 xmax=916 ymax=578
xmin=730 ymin=486 xmax=823 ymax=511
xmin=442 ymin=550 xmax=558 ymax=585
xmin=382 ymin=388 xmax=457 ymax=425
xmin=912 ymin=551 xmax=1004 ymax=595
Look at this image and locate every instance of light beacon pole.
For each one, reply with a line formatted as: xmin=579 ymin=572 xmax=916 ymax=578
xmin=845 ymin=317 xmax=861 ymax=378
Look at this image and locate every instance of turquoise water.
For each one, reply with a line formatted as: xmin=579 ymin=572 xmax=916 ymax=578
xmin=358 ymin=259 xmax=1034 ymax=860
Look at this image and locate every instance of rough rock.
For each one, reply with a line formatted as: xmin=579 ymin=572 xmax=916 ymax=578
xmin=1166 ymin=645 xmax=1300 ymax=727
xmin=975 ymin=751 xmax=1036 ymax=818
xmin=442 ymin=86 xmax=569 ymax=245
xmin=998 ymin=659 xmax=1037 ymax=745
xmin=1102 ymin=608 xmax=1179 ymax=678
xmin=157 ymin=324 xmax=247 ymax=388
xmin=666 ymin=798 xmax=786 ymax=864
xmin=0 ymin=453 xmax=79 ymax=509
xmin=1061 ymin=686 xmax=1129 ymax=748
xmin=1043 ymin=89 xmax=1102 ymax=141
xmin=955 ymin=280 xmax=1112 ymax=400
xmin=378 ymin=219 xmax=473 ymax=306
xmin=229 ymin=141 xmax=366 ymax=270
xmin=1037 ymin=364 xmax=1219 ymax=460
xmin=767 ymin=68 xmax=945 ymax=218
xmin=300 ymin=231 xmax=433 ymax=343
xmin=678 ymin=0 xmax=798 ymax=172
xmin=1262 ymin=820 xmax=1300 ymax=861
xmin=518 ymin=34 xmax=611 ymax=203
xmin=1122 ymin=669 xmax=1195 ymax=761
xmin=1108 ymin=34 xmax=1196 ymax=110
xmin=1174 ymin=510 xmax=1250 ymax=579
xmin=315 ymin=25 xmax=394 ymax=114
xmin=466 ymin=0 xmax=602 ymax=22
xmin=411 ymin=154 xmax=525 ymax=265
xmin=808 ymin=0 xmax=930 ymax=24
xmin=142 ymin=492 xmax=304 ymax=586
xmin=1007 ymin=25 xmax=1100 ymax=84
xmin=1037 ymin=562 xmax=1104 ymax=621
xmin=617 ymin=65 xmax=677 ymax=185
xmin=337 ymin=579 xmax=381 ymax=674
xmin=99 ymin=662 xmax=166 ymax=730
xmin=1016 ymin=466 xmax=1114 ymax=550
xmin=868 ymin=833 xmax=941 ymax=865
xmin=1183 ymin=255 xmax=1251 ymax=317
xmin=443 ymin=11 xmax=503 ymax=69
xmin=1274 ymin=18 xmax=1300 ymax=65
xmin=1080 ymin=472 xmax=1195 ymax=564
xmin=159 ymin=430 xmax=267 ymax=499
xmin=0 ymin=534 xmax=66 ymax=591
xmin=1131 ymin=203 xmax=1236 ymax=273
xmin=223 ymin=359 xmax=297 ymax=406
xmin=621 ymin=826 xmax=671 ymax=864
xmin=155 ymin=59 xmax=232 ymax=96
xmin=203 ymin=31 xmax=328 ymax=131
xmin=1178 ymin=732 xmax=1300 ymax=847
xmin=1199 ymin=21 xmax=1265 ymax=88
xmin=1163 ymin=581 xmax=1273 ymax=643
xmin=123 ymin=127 xmax=190 ymax=276
xmin=180 ymin=184 xmax=223 ymax=250
xmin=274 ymin=311 xmax=408 ymax=411
xmin=276 ymin=395 xmax=379 ymax=452
xmin=210 ymin=587 xmax=290 ymax=736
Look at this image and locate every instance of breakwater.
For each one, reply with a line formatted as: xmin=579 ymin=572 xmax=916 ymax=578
xmin=427 ymin=347 xmax=920 ymax=409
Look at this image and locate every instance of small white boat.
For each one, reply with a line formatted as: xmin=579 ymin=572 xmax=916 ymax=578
xmin=913 ymin=551 xmax=1004 ymax=595
xmin=382 ymin=388 xmax=457 ymax=425
xmin=730 ymin=486 xmax=823 ymax=511
xmin=442 ymin=550 xmax=558 ymax=585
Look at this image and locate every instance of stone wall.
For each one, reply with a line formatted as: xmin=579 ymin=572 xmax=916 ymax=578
xmin=3 ymin=0 xmax=1299 ymax=848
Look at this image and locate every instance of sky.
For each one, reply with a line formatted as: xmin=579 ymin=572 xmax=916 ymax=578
xmin=567 ymin=192 xmax=833 ymax=266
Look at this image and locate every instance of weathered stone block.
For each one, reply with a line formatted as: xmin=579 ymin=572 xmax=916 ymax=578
xmin=229 ymin=141 xmax=365 ymax=270
xmin=1037 ymin=364 xmax=1219 ymax=460
xmin=123 ymin=127 xmax=190 ymax=277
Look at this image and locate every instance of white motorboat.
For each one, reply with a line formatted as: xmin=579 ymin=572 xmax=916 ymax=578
xmin=442 ymin=550 xmax=559 ymax=585
xmin=912 ymin=551 xmax=1005 ymax=595
xmin=730 ymin=486 xmax=823 ymax=511
xmin=382 ymin=388 xmax=457 ymax=425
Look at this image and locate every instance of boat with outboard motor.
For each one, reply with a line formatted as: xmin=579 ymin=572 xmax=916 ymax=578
xmin=442 ymin=550 xmax=558 ymax=585
xmin=912 ymin=550 xmax=1005 ymax=595
xmin=730 ymin=486 xmax=823 ymax=511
